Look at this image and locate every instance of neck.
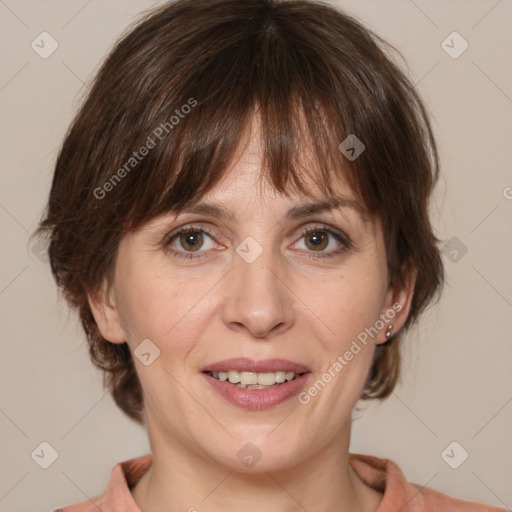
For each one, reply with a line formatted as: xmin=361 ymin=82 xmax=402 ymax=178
xmin=131 ymin=419 xmax=382 ymax=512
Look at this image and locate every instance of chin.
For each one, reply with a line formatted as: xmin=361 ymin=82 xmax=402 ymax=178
xmin=202 ymin=431 xmax=309 ymax=474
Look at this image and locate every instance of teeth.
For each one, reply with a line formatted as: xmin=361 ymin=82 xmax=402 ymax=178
xmin=257 ymin=372 xmax=276 ymax=385
xmin=275 ymin=371 xmax=287 ymax=383
xmin=227 ymin=371 xmax=240 ymax=383
xmin=241 ymin=372 xmax=258 ymax=385
xmin=209 ymin=370 xmax=302 ymax=385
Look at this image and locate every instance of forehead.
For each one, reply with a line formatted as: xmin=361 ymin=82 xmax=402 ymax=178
xmin=125 ymin=108 xmax=375 ymax=237
xmin=183 ymin=119 xmax=371 ymax=225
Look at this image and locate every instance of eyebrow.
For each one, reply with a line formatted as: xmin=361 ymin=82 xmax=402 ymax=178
xmin=286 ymin=197 xmax=369 ymax=222
xmin=173 ymin=197 xmax=370 ymax=223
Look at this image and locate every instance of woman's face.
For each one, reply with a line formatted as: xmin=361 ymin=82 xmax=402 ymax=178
xmin=90 ymin=123 xmax=413 ymax=472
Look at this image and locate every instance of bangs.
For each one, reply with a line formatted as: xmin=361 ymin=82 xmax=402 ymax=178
xmin=108 ymin=2 xmax=384 ymax=233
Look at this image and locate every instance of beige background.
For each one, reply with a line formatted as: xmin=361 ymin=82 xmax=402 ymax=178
xmin=1 ymin=1 xmax=511 ymax=510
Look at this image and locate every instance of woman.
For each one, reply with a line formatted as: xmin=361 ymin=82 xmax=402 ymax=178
xmin=36 ymin=0 xmax=505 ymax=510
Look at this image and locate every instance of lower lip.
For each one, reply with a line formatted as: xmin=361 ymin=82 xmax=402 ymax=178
xmin=202 ymin=372 xmax=311 ymax=410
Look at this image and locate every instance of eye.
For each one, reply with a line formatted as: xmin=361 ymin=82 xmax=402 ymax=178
xmin=292 ymin=225 xmax=351 ymax=258
xmin=164 ymin=226 xmax=220 ymax=260
xmin=163 ymin=223 xmax=351 ymax=261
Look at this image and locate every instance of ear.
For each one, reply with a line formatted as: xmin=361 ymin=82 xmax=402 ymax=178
xmin=87 ymin=278 xmax=126 ymax=344
xmin=376 ymin=264 xmax=417 ymax=345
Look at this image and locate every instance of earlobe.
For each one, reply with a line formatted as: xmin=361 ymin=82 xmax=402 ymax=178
xmin=87 ymin=279 xmax=126 ymax=344
xmin=377 ymin=266 xmax=417 ymax=345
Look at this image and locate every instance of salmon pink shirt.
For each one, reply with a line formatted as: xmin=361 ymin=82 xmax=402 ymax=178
xmin=52 ymin=452 xmax=506 ymax=511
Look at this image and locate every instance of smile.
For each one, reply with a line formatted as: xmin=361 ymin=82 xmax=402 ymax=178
xmin=204 ymin=370 xmax=303 ymax=388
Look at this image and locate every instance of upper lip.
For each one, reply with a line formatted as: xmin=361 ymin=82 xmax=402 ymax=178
xmin=201 ymin=358 xmax=311 ymax=374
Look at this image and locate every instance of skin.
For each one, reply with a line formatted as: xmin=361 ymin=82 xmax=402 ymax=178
xmin=89 ymin=117 xmax=416 ymax=512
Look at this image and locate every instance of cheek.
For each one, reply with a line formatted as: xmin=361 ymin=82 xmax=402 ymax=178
xmin=302 ymin=264 xmax=387 ymax=354
xmin=115 ymin=264 xmax=217 ymax=356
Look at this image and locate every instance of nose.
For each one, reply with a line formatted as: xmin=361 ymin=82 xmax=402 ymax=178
xmin=221 ymin=247 xmax=295 ymax=339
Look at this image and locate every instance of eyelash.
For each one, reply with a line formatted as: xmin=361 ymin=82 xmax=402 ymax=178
xmin=163 ymin=223 xmax=352 ymax=261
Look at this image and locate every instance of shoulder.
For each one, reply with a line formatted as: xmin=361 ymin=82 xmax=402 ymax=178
xmin=405 ymin=480 xmax=506 ymax=511
xmin=349 ymin=452 xmax=507 ymax=512
xmin=51 ymin=453 xmax=152 ymax=512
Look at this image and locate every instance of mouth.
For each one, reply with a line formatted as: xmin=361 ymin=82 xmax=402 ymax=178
xmin=200 ymin=358 xmax=312 ymax=409
xmin=203 ymin=370 xmax=305 ymax=389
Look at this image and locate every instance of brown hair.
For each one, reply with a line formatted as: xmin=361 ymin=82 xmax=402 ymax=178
xmin=34 ymin=0 xmax=444 ymax=425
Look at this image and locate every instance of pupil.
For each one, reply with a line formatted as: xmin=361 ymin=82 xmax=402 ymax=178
xmin=182 ymin=231 xmax=203 ymax=251
xmin=307 ymin=231 xmax=327 ymax=250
